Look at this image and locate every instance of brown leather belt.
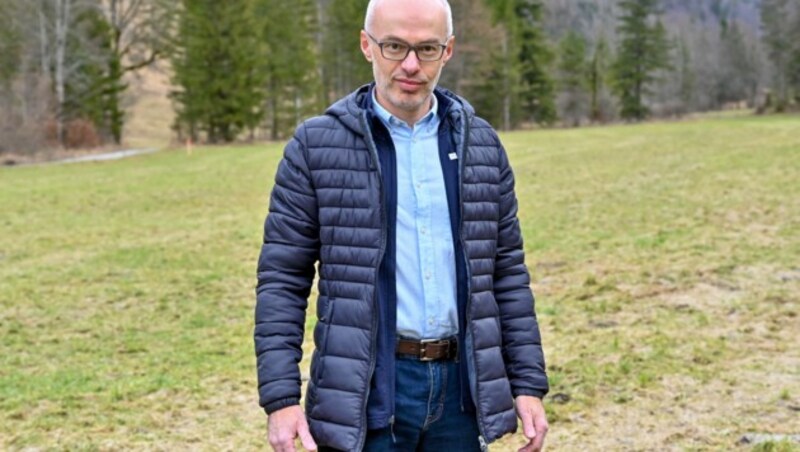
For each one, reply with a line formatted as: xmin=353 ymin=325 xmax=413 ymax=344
xmin=396 ymin=337 xmax=458 ymax=361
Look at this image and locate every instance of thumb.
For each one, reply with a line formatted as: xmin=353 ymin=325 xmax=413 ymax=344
xmin=297 ymin=418 xmax=317 ymax=451
xmin=519 ymin=405 xmax=536 ymax=440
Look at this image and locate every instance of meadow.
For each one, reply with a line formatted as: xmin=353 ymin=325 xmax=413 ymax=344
xmin=1 ymin=113 xmax=798 ymax=451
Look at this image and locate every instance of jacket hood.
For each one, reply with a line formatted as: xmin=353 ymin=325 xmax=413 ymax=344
xmin=325 ymin=83 xmax=476 ymax=136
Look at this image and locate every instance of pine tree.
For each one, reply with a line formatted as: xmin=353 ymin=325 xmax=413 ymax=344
xmin=516 ymin=0 xmax=557 ymax=125
xmin=612 ymin=0 xmax=671 ymax=121
xmin=588 ymin=36 xmax=612 ymax=123
xmin=170 ymin=0 xmax=266 ymax=143
xmin=760 ymin=0 xmax=794 ymax=109
xmin=257 ymin=0 xmax=322 ymax=140
xmin=482 ymin=0 xmax=555 ymax=129
xmin=788 ymin=4 xmax=800 ymax=104
xmin=65 ymin=8 xmax=126 ymax=144
xmin=557 ymin=31 xmax=589 ymax=126
xmin=322 ymin=0 xmax=371 ymax=101
xmin=0 ymin=1 xmax=21 ymax=88
xmin=717 ymin=19 xmax=756 ymax=106
xmin=677 ymin=37 xmax=694 ymax=115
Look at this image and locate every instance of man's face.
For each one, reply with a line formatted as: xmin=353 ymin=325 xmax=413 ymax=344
xmin=360 ymin=0 xmax=454 ymax=124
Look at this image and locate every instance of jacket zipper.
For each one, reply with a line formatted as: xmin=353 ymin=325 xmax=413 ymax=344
xmin=357 ymin=112 xmax=386 ymax=451
xmin=457 ymin=109 xmax=490 ymax=443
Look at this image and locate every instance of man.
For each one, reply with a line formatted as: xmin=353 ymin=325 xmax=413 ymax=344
xmin=254 ymin=0 xmax=549 ymax=450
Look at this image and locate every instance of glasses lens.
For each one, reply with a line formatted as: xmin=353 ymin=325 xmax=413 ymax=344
xmin=417 ymin=44 xmax=443 ymax=61
xmin=382 ymin=42 xmax=410 ymax=60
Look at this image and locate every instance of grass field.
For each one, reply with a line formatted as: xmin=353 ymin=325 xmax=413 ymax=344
xmin=1 ymin=114 xmax=799 ymax=451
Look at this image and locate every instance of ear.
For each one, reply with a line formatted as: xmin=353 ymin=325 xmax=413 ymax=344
xmin=360 ymin=30 xmax=374 ymax=62
xmin=441 ymin=35 xmax=455 ymax=66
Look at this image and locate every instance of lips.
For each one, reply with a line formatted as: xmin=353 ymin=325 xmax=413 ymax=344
xmin=396 ymin=78 xmax=425 ymax=91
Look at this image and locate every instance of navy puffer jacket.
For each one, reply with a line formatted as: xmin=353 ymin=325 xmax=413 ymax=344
xmin=255 ymin=84 xmax=548 ymax=451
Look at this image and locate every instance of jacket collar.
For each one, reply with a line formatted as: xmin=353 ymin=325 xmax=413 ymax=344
xmin=325 ymin=83 xmax=475 ymax=137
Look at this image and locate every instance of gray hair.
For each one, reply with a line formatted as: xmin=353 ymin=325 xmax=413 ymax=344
xmin=364 ymin=0 xmax=454 ymax=37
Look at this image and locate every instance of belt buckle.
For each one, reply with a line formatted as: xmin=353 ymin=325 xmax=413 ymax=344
xmin=419 ymin=338 xmax=445 ymax=362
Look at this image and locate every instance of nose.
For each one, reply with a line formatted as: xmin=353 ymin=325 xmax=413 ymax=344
xmin=400 ymin=49 xmax=421 ymax=74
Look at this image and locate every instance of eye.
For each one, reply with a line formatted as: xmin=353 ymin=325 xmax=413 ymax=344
xmin=419 ymin=44 xmax=440 ymax=55
xmin=385 ymin=42 xmax=406 ymax=52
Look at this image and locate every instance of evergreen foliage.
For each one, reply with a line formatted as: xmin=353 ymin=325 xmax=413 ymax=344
xmin=257 ymin=0 xmax=322 ymax=139
xmin=676 ymin=38 xmax=694 ymax=114
xmin=760 ymin=0 xmax=795 ymax=109
xmin=65 ymin=8 xmax=127 ymax=144
xmin=557 ymin=31 xmax=589 ymax=126
xmin=717 ymin=19 xmax=757 ymax=106
xmin=480 ymin=0 xmax=555 ymax=129
xmin=515 ymin=0 xmax=557 ymax=125
xmin=790 ymin=8 xmax=800 ymax=102
xmin=612 ymin=0 xmax=671 ymax=120
xmin=170 ymin=0 xmax=266 ymax=143
xmin=0 ymin=2 xmax=21 ymax=87
xmin=322 ymin=0 xmax=372 ymax=101
xmin=587 ymin=36 xmax=615 ymax=122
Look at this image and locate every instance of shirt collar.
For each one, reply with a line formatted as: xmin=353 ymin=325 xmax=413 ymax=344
xmin=371 ymin=89 xmax=438 ymax=130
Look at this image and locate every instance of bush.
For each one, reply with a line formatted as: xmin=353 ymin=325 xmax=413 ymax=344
xmin=64 ymin=119 xmax=101 ymax=149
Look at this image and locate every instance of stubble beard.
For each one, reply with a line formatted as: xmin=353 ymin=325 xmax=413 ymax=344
xmin=374 ymin=66 xmax=444 ymax=116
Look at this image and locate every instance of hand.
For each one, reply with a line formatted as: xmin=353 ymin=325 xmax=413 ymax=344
xmin=267 ymin=405 xmax=317 ymax=452
xmin=515 ymin=395 xmax=548 ymax=452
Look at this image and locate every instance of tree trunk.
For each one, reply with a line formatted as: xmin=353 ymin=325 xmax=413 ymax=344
xmin=54 ymin=0 xmax=72 ymax=147
xmin=502 ymin=31 xmax=510 ymax=131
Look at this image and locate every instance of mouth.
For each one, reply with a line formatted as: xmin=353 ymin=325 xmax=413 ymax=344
xmin=395 ymin=78 xmax=426 ymax=91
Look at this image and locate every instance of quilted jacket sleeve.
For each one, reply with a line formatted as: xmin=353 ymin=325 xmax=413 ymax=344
xmin=493 ymin=140 xmax=549 ymax=399
xmin=254 ymin=126 xmax=320 ymax=414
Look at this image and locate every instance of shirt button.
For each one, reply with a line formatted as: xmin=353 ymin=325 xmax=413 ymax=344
xmin=428 ymin=317 xmax=435 ymax=325
xmin=421 ymin=227 xmax=427 ymax=235
xmin=425 ymin=272 xmax=431 ymax=280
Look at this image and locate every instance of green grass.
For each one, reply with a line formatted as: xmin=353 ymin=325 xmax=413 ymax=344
xmin=1 ymin=114 xmax=799 ymax=450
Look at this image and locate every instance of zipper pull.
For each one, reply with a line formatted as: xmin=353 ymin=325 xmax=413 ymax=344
xmin=389 ymin=415 xmax=397 ymax=444
xmin=478 ymin=435 xmax=488 ymax=452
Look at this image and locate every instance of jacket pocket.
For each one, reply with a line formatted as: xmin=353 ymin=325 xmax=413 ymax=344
xmin=316 ymin=297 xmax=336 ymax=383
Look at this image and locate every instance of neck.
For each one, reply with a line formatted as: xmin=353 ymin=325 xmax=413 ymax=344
xmin=375 ymin=92 xmax=434 ymax=127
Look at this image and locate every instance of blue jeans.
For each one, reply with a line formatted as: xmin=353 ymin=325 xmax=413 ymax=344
xmin=363 ymin=355 xmax=481 ymax=451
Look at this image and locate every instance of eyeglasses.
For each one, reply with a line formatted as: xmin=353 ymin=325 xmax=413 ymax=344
xmin=365 ymin=31 xmax=449 ymax=62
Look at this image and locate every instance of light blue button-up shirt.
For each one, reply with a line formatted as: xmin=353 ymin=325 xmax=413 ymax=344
xmin=372 ymin=92 xmax=458 ymax=340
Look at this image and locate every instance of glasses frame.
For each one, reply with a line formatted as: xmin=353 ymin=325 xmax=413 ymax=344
xmin=365 ymin=31 xmax=450 ymax=62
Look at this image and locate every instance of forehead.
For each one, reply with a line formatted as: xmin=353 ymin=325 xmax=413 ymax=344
xmin=370 ymin=0 xmax=449 ymax=41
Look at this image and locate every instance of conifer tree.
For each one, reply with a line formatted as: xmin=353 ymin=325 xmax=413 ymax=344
xmin=557 ymin=31 xmax=589 ymax=126
xmin=322 ymin=0 xmax=371 ymax=101
xmin=760 ymin=0 xmax=794 ymax=109
xmin=516 ymin=0 xmax=556 ymax=125
xmin=790 ymin=7 xmax=800 ymax=103
xmin=718 ymin=19 xmax=757 ymax=106
xmin=170 ymin=0 xmax=266 ymax=143
xmin=588 ymin=36 xmax=612 ymax=122
xmin=64 ymin=8 xmax=126 ymax=144
xmin=257 ymin=0 xmax=322 ymax=139
xmin=0 ymin=1 xmax=21 ymax=87
xmin=612 ymin=0 xmax=671 ymax=121
xmin=481 ymin=0 xmax=555 ymax=129
xmin=676 ymin=37 xmax=694 ymax=115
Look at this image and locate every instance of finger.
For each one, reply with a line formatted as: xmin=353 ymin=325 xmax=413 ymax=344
xmin=297 ymin=420 xmax=318 ymax=451
xmin=518 ymin=438 xmax=535 ymax=452
xmin=518 ymin=405 xmax=536 ymax=440
xmin=531 ymin=412 xmax=548 ymax=451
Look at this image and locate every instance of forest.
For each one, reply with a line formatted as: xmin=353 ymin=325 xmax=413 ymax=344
xmin=0 ymin=0 xmax=798 ymax=151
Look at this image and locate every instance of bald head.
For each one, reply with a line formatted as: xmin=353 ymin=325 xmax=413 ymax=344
xmin=364 ymin=0 xmax=454 ymax=37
